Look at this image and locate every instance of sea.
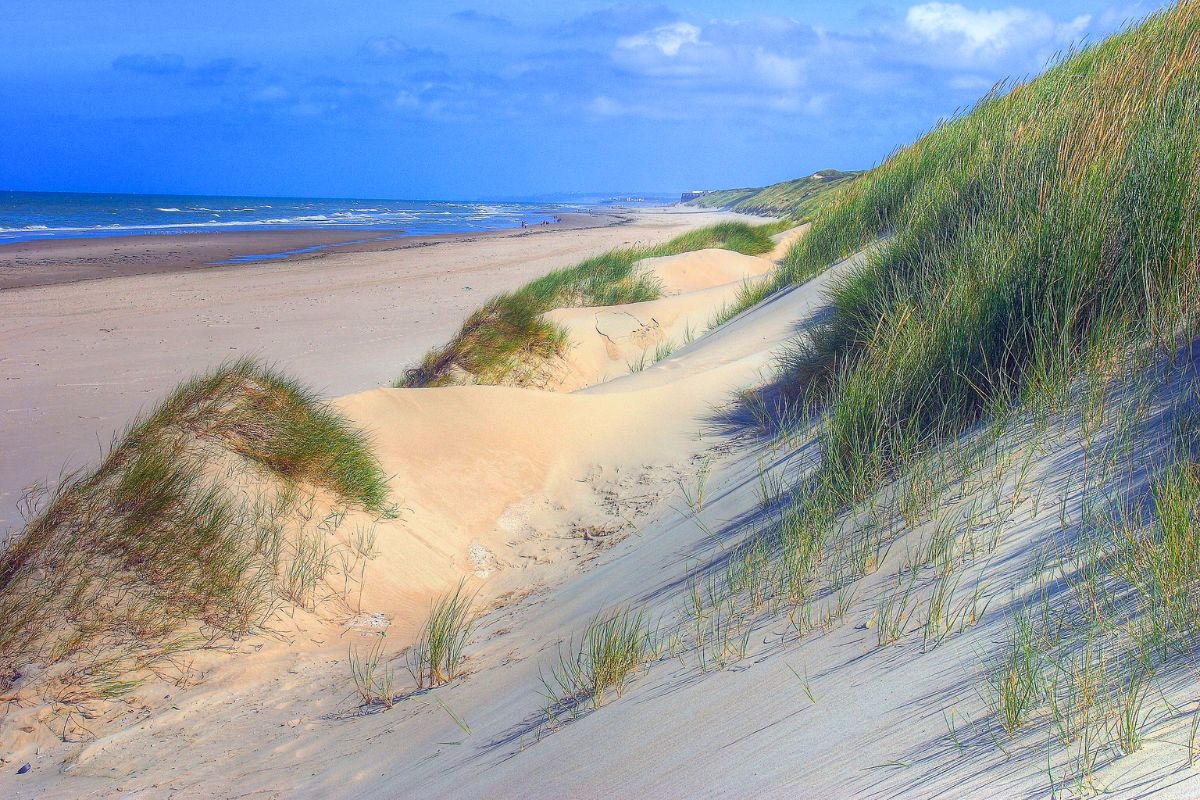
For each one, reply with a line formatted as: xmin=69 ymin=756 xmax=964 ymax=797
xmin=0 ymin=191 xmax=580 ymax=245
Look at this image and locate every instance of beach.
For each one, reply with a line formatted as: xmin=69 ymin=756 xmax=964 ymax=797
xmin=0 ymin=207 xmax=751 ymax=534
xmin=0 ymin=212 xmax=613 ymax=290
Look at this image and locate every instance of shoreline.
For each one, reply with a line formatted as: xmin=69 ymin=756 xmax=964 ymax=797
xmin=0 ymin=210 xmax=631 ymax=291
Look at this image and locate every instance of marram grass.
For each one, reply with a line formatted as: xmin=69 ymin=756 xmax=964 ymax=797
xmin=0 ymin=358 xmax=389 ymax=682
xmin=408 ymin=579 xmax=476 ymax=688
xmin=696 ymin=3 xmax=1200 ymax=774
xmin=770 ymin=1 xmax=1200 ymax=504
xmin=399 ymin=221 xmax=784 ymax=388
xmin=540 ymin=607 xmax=656 ymax=719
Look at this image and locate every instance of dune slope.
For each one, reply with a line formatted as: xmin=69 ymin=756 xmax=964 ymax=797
xmin=8 ymin=230 xmax=1196 ymax=799
xmin=0 ymin=230 xmax=856 ymax=795
xmin=4 ymin=212 xmax=1200 ymax=799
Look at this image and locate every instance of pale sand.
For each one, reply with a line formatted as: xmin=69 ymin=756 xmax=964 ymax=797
xmin=538 ymin=229 xmax=803 ymax=391
xmin=3 ymin=223 xmax=831 ymax=796
xmin=0 ymin=208 xmax=752 ymax=535
xmin=5 ymin=224 xmax=1197 ymax=798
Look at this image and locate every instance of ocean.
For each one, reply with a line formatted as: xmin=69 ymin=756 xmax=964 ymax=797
xmin=0 ymin=191 xmax=572 ymax=244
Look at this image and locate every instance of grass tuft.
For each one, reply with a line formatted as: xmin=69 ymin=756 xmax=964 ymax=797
xmin=408 ymin=579 xmax=476 ymax=689
xmin=399 ymin=222 xmax=782 ymax=387
xmin=0 ymin=358 xmax=389 ymax=688
xmin=540 ymin=607 xmax=656 ymax=718
xmin=349 ymin=634 xmax=396 ymax=708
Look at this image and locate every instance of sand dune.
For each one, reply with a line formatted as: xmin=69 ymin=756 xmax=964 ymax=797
xmin=2 ymin=226 xmax=851 ymax=796
xmin=7 ymin=222 xmax=1198 ymax=799
xmin=542 ymin=282 xmax=740 ymax=390
xmin=328 ymin=226 xmax=828 ymax=632
xmin=640 ymin=247 xmax=774 ymax=294
xmin=537 ymin=228 xmax=797 ymax=392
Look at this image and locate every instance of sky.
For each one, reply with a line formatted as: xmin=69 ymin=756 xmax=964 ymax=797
xmin=0 ymin=0 xmax=1169 ymax=200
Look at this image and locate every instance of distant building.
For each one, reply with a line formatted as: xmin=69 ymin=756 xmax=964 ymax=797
xmin=680 ymin=190 xmax=707 ymax=203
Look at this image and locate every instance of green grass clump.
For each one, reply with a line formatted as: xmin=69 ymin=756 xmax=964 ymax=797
xmin=399 ymin=221 xmax=782 ymax=387
xmin=768 ymin=2 xmax=1200 ymax=505
xmin=0 ymin=358 xmax=389 ymax=684
xmin=141 ymin=358 xmax=390 ymax=511
xmin=1114 ymin=458 xmax=1200 ymax=647
xmin=685 ymin=169 xmax=861 ymax=218
xmin=989 ymin=611 xmax=1048 ymax=736
xmin=662 ymin=220 xmax=788 ymax=255
xmin=350 ymin=634 xmax=396 ymax=708
xmin=540 ymin=607 xmax=655 ymax=717
xmin=408 ymin=579 xmax=476 ymax=688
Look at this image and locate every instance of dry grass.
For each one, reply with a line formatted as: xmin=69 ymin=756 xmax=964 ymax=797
xmin=0 ymin=358 xmax=389 ymax=692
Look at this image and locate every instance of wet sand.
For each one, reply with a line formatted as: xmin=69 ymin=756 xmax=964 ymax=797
xmin=0 ymin=212 xmax=616 ymax=290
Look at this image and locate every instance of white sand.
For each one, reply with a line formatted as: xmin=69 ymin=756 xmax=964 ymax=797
xmin=5 ymin=223 xmax=1199 ymax=799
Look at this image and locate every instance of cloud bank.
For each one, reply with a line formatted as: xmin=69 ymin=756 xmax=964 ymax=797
xmin=1 ymin=1 xmax=1167 ymax=197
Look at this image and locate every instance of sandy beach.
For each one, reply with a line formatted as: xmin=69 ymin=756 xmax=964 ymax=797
xmin=0 ymin=212 xmax=613 ymax=290
xmin=0 ymin=208 xmax=752 ymax=535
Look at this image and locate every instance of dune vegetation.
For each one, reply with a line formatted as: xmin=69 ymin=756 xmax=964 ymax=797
xmin=8 ymin=5 xmax=1200 ymax=795
xmin=540 ymin=607 xmax=657 ymax=723
xmin=760 ymin=1 xmax=1199 ymax=504
xmin=673 ymin=0 xmax=1200 ymax=785
xmin=682 ymin=169 xmax=860 ymax=219
xmin=408 ymin=579 xmax=477 ymax=689
xmin=398 ymin=220 xmax=786 ymax=387
xmin=0 ymin=359 xmax=389 ymax=692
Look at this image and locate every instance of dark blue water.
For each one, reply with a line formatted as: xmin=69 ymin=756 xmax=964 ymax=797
xmin=0 ymin=191 xmax=571 ymax=244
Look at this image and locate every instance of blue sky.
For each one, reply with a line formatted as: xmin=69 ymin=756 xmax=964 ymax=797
xmin=0 ymin=1 xmax=1167 ymax=200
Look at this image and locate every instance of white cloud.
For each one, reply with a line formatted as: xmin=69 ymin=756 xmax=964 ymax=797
xmin=251 ymin=85 xmax=289 ymax=103
xmin=586 ymin=94 xmax=683 ymax=120
xmin=617 ymin=22 xmax=701 ymax=57
xmin=765 ymin=92 xmax=827 ymax=115
xmin=591 ymin=4 xmax=1107 ymax=125
xmin=905 ymin=3 xmax=1090 ymax=62
xmin=612 ymin=17 xmax=813 ymax=88
xmin=393 ymin=91 xmax=421 ymax=110
xmin=754 ymin=50 xmax=806 ymax=89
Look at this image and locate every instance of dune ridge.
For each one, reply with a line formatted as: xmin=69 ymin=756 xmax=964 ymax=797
xmin=0 ymin=221 xmax=878 ymax=795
